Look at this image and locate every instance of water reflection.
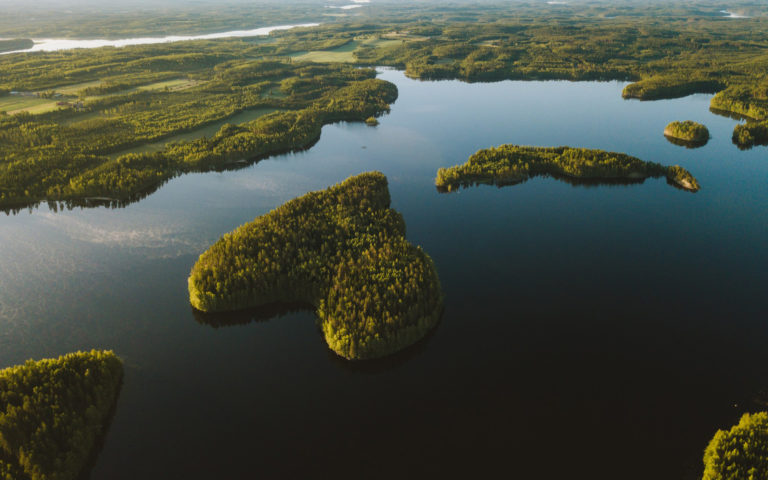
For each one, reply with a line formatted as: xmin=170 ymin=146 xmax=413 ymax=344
xmin=193 ymin=303 xmax=441 ymax=371
xmin=79 ymin=379 xmax=124 ymax=480
xmin=709 ymin=107 xmax=756 ymax=122
xmin=664 ymin=135 xmax=709 ymax=149
xmin=326 ymin=316 xmax=442 ymax=374
xmin=436 ymin=173 xmax=653 ymax=193
xmin=1 ymin=135 xmax=323 ymax=216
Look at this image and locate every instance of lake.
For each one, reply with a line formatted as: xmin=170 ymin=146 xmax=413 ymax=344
xmin=0 ymin=23 xmax=320 ymax=54
xmin=1 ymin=69 xmax=766 ymax=479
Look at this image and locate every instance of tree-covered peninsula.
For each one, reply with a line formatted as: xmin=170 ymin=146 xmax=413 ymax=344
xmin=435 ymin=145 xmax=700 ymax=193
xmin=702 ymin=412 xmax=768 ymax=480
xmin=0 ymin=350 xmax=123 ymax=480
xmin=188 ymin=172 xmax=443 ymax=360
xmin=0 ymin=49 xmax=396 ymax=213
xmin=664 ymin=121 xmax=710 ymax=146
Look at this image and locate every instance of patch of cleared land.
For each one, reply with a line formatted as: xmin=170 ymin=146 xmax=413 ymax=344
xmin=292 ymin=41 xmax=359 ymax=63
xmin=0 ymin=96 xmax=59 ymax=114
xmin=290 ymin=36 xmax=410 ymax=64
xmin=53 ymin=81 xmax=102 ymax=96
xmin=136 ymin=78 xmax=202 ymax=92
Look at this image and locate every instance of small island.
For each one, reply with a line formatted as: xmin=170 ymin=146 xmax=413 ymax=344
xmin=188 ymin=172 xmax=444 ymax=360
xmin=435 ymin=145 xmax=700 ymax=192
xmin=703 ymin=412 xmax=768 ymax=480
xmin=663 ymin=120 xmax=710 ymax=146
xmin=0 ymin=350 xmax=123 ymax=480
xmin=365 ymin=116 xmax=379 ymax=126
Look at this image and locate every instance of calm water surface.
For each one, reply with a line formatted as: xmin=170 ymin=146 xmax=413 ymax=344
xmin=0 ymin=24 xmax=320 ymax=54
xmin=1 ymin=69 xmax=767 ymax=479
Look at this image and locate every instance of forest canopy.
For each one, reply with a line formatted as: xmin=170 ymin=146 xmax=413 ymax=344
xmin=0 ymin=350 xmax=123 ymax=480
xmin=664 ymin=121 xmax=710 ymax=145
xmin=703 ymin=412 xmax=768 ymax=480
xmin=2 ymin=4 xmax=768 ymax=212
xmin=189 ymin=172 xmax=443 ymax=360
xmin=435 ymin=145 xmax=701 ymax=193
xmin=0 ymin=51 xmax=397 ymax=213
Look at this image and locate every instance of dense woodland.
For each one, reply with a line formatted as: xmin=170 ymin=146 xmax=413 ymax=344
xmin=1 ymin=3 xmax=768 ymax=209
xmin=703 ymin=412 xmax=768 ymax=480
xmin=0 ymin=46 xmax=397 ymax=212
xmin=435 ymin=145 xmax=701 ymax=193
xmin=0 ymin=351 xmax=123 ymax=480
xmin=664 ymin=120 xmax=710 ymax=145
xmin=189 ymin=172 xmax=443 ymax=360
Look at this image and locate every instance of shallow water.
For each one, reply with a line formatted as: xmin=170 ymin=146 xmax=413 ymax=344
xmin=1 ymin=69 xmax=766 ymax=479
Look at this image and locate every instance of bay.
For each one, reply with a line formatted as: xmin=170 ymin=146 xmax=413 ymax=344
xmin=0 ymin=69 xmax=766 ymax=479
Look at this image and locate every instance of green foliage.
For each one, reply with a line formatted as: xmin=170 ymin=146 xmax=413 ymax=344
xmin=623 ymin=78 xmax=723 ymax=101
xmin=0 ymin=350 xmax=123 ymax=480
xmin=0 ymin=39 xmax=32 ymax=54
xmin=664 ymin=120 xmax=710 ymax=143
xmin=4 ymin=1 xmax=768 ymax=211
xmin=435 ymin=145 xmax=700 ymax=192
xmin=732 ymin=122 xmax=768 ymax=148
xmin=188 ymin=172 xmax=443 ymax=360
xmin=0 ymin=50 xmax=397 ymax=211
xmin=703 ymin=412 xmax=768 ymax=480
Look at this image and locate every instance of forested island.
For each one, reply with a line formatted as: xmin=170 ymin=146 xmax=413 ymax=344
xmin=664 ymin=121 xmax=710 ymax=146
xmin=0 ymin=350 xmax=123 ymax=480
xmin=435 ymin=145 xmax=701 ymax=193
xmin=703 ymin=412 xmax=768 ymax=480
xmin=1 ymin=2 xmax=768 ymax=211
xmin=188 ymin=172 xmax=443 ymax=360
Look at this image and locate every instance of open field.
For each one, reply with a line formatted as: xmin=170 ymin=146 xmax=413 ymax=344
xmin=291 ymin=40 xmax=359 ymax=63
xmin=53 ymin=81 xmax=101 ymax=95
xmin=0 ymin=95 xmax=59 ymax=114
xmin=136 ymin=78 xmax=202 ymax=92
xmin=290 ymin=37 xmax=405 ymax=63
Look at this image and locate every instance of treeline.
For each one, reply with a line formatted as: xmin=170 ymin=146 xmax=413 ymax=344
xmin=346 ymin=15 xmax=768 ymax=147
xmin=711 ymin=84 xmax=768 ymax=147
xmin=0 ymin=51 xmax=397 ymax=209
xmin=435 ymin=145 xmax=700 ymax=192
xmin=0 ymin=350 xmax=123 ymax=480
xmin=664 ymin=121 xmax=709 ymax=144
xmin=703 ymin=412 xmax=768 ymax=480
xmin=189 ymin=172 xmax=443 ymax=360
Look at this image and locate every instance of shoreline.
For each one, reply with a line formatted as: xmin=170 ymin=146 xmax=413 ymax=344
xmin=0 ymin=23 xmax=320 ymax=55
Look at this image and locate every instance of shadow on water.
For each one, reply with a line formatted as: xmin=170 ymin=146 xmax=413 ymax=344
xmin=78 ymin=376 xmax=124 ymax=480
xmin=709 ymin=107 xmax=757 ymax=122
xmin=664 ymin=134 xmax=709 ymax=149
xmin=0 ymin=132 xmax=324 ymax=216
xmin=192 ymin=303 xmax=442 ymax=373
xmin=326 ymin=314 xmax=443 ymax=375
xmin=191 ymin=302 xmax=313 ymax=328
xmin=436 ymin=173 xmax=652 ymax=194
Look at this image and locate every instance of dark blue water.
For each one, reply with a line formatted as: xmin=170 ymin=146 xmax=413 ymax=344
xmin=0 ymin=69 xmax=766 ymax=479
